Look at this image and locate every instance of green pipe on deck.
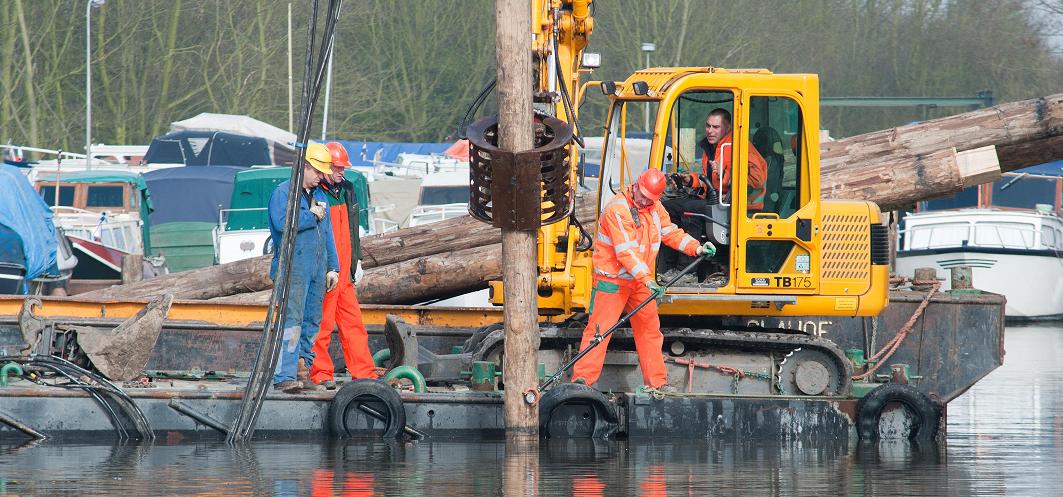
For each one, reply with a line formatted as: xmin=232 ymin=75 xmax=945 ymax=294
xmin=1 ymin=362 xmax=24 ymax=387
xmin=372 ymin=349 xmax=391 ymax=367
xmin=383 ymin=365 xmax=427 ymax=393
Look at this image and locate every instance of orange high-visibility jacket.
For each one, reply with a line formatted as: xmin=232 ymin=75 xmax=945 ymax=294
xmin=592 ymin=188 xmax=700 ymax=286
xmin=690 ymin=132 xmax=768 ymax=210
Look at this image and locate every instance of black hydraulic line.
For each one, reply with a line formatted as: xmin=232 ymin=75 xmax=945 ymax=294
xmin=457 ymin=78 xmax=497 ymax=139
xmin=538 ymin=252 xmax=709 ymax=392
xmin=0 ymin=410 xmax=47 ymax=440
xmin=169 ymin=399 xmax=229 ymax=435
xmin=228 ymin=0 xmax=344 ymax=443
xmin=2 ymin=354 xmax=151 ymax=440
xmin=552 ymin=35 xmax=585 ymax=148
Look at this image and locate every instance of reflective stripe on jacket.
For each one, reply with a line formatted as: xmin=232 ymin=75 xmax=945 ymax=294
xmin=592 ymin=188 xmax=700 ymax=286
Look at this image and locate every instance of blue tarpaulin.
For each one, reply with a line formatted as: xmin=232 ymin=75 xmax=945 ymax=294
xmin=332 ymin=141 xmax=451 ymax=169
xmin=0 ymin=164 xmax=57 ymax=281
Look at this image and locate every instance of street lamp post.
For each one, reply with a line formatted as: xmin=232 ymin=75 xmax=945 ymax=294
xmin=86 ymin=0 xmax=105 ymax=169
xmin=640 ymin=42 xmax=656 ymax=132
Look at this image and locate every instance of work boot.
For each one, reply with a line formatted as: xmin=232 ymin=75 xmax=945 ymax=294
xmin=674 ymin=273 xmax=699 ymax=287
xmin=658 ymin=384 xmax=679 ymax=394
xmin=657 ymin=269 xmax=679 ymax=285
xmin=297 ymin=358 xmax=310 ymax=382
xmin=302 ymin=381 xmax=325 ymax=392
xmin=321 ymin=379 xmax=337 ymax=390
xmin=273 ymin=380 xmax=303 ymax=394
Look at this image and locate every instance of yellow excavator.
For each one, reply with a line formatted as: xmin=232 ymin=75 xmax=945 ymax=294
xmin=468 ymin=0 xmax=890 ymax=397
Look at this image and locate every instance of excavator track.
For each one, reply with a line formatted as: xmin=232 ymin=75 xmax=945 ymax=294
xmin=535 ymin=325 xmax=854 ymax=397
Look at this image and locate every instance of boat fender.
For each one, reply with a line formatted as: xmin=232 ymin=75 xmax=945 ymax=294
xmin=328 ymin=379 xmax=407 ymax=439
xmin=538 ymin=383 xmax=618 ymax=439
xmin=856 ymin=383 xmax=940 ymax=441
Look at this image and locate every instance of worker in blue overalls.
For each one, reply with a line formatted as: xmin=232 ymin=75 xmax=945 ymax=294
xmin=268 ymin=143 xmax=340 ymax=393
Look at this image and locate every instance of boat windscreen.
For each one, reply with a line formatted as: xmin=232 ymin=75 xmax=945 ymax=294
xmin=420 ymin=185 xmax=469 ymax=206
xmin=924 ymin=186 xmax=978 ymax=210
xmin=993 ymin=176 xmax=1056 ymax=209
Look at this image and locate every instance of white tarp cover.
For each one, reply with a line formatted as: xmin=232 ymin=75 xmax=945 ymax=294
xmin=170 ymin=113 xmax=296 ymax=164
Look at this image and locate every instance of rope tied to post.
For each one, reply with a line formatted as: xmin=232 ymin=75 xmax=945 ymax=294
xmin=852 ymin=281 xmax=941 ymax=381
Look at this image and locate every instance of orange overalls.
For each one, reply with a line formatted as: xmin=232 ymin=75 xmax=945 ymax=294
xmin=571 ymin=188 xmax=700 ymax=388
xmin=310 ymin=179 xmax=378 ymax=383
xmin=689 ymin=132 xmax=768 ymax=210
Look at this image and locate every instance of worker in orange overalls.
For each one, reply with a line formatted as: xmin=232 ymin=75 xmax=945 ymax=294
xmin=309 ymin=142 xmax=379 ymax=389
xmin=572 ymin=169 xmax=716 ymax=392
xmin=677 ymin=107 xmax=768 ymax=210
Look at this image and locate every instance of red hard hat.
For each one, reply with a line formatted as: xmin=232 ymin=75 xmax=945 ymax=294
xmin=324 ymin=142 xmax=351 ymax=168
xmin=637 ymin=169 xmax=667 ymax=201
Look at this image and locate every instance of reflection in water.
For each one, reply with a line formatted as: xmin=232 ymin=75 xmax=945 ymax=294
xmin=1 ymin=326 xmax=1061 ymax=496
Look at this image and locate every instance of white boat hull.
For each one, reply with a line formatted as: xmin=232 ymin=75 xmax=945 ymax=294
xmin=896 ymin=249 xmax=1063 ymax=319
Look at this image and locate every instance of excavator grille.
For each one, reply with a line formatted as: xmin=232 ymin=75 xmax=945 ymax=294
xmin=821 ymin=214 xmax=870 ymax=281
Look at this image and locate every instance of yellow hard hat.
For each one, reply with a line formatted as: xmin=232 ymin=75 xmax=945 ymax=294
xmin=304 ymin=143 xmax=332 ymax=174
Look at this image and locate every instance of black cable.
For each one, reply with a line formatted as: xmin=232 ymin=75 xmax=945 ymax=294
xmin=457 ymin=78 xmax=497 ymax=139
xmin=552 ymin=36 xmax=585 ymax=148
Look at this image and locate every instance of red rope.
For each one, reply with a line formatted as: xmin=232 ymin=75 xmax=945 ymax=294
xmin=852 ymin=281 xmax=940 ymax=381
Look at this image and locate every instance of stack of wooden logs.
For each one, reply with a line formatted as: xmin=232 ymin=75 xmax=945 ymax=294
xmin=81 ymin=92 xmax=1063 ymax=305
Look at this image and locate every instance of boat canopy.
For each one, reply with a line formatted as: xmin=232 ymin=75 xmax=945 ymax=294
xmin=226 ymin=167 xmax=370 ymax=232
xmin=332 ymin=141 xmax=451 ymax=169
xmin=169 ymin=113 xmax=296 ymax=165
xmin=144 ymin=130 xmax=272 ymax=167
xmin=143 ymin=166 xmax=241 ymax=225
xmin=0 ymin=164 xmax=58 ymax=283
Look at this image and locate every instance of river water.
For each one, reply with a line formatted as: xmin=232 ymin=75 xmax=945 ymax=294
xmin=1 ymin=325 xmax=1061 ymax=496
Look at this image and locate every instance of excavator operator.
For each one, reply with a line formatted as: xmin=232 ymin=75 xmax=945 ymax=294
xmin=572 ymin=169 xmax=716 ymax=392
xmin=659 ymin=108 xmax=768 ymax=281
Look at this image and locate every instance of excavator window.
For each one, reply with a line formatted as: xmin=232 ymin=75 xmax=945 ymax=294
xmin=743 ymin=96 xmax=808 ymax=274
xmin=599 ymin=100 xmax=656 ymax=212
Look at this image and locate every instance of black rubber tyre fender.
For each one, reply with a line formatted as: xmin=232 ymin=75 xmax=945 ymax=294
xmin=538 ymin=383 xmax=619 ymax=439
xmin=463 ymin=322 xmax=504 ymax=354
xmin=856 ymin=383 xmax=940 ymax=441
xmin=328 ymin=379 xmax=406 ymax=439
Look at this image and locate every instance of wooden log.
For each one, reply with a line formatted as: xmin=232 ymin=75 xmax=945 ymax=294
xmin=208 ymin=244 xmax=504 ymax=306
xmin=821 ymin=93 xmax=1063 ymax=207
xmin=83 ymin=198 xmax=595 ymax=301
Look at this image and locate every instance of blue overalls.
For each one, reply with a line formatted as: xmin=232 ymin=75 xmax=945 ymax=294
xmin=268 ymin=180 xmax=339 ymax=385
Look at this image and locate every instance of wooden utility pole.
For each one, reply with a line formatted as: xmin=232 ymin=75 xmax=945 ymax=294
xmin=495 ymin=0 xmax=539 ymax=439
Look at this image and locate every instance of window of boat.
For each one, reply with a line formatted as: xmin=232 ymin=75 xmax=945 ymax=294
xmin=86 ymin=185 xmax=126 ymax=208
xmin=923 ymin=186 xmax=978 ymax=211
xmin=991 ymin=176 xmax=1055 ymax=209
xmin=419 ymin=185 xmax=469 ymax=206
xmin=1042 ymin=226 xmax=1058 ymax=249
xmin=39 ymin=186 xmax=75 ymax=207
xmin=973 ymin=222 xmax=1036 ymax=249
xmin=905 ymin=222 xmax=970 ymax=250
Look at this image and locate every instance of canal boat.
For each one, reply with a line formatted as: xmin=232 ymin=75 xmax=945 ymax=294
xmin=32 ymin=170 xmax=163 ymax=289
xmin=897 ymin=164 xmax=1063 ymax=319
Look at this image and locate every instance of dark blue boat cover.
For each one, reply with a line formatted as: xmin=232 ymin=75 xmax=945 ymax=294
xmin=143 ymin=166 xmax=242 ymax=225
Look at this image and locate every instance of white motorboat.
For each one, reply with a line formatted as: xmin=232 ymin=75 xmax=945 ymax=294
xmin=897 ymin=167 xmax=1063 ymax=319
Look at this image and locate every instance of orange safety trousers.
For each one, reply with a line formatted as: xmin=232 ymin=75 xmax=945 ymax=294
xmin=571 ymin=276 xmax=668 ymax=388
xmin=310 ymin=279 xmax=378 ymax=382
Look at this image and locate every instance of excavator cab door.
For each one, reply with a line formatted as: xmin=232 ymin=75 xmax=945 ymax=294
xmin=733 ymin=92 xmax=820 ymax=295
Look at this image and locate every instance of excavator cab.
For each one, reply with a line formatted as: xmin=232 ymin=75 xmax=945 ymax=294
xmin=594 ymin=68 xmax=890 ymax=318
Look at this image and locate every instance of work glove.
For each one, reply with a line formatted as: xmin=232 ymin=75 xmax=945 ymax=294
xmin=325 ymin=270 xmax=339 ymax=292
xmin=670 ymin=173 xmax=690 ymax=188
xmin=645 ymin=280 xmax=666 ymax=301
xmin=696 ymin=241 xmax=716 ymax=257
xmin=310 ymin=201 xmax=327 ymax=221
xmin=354 ymin=260 xmax=364 ymax=283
